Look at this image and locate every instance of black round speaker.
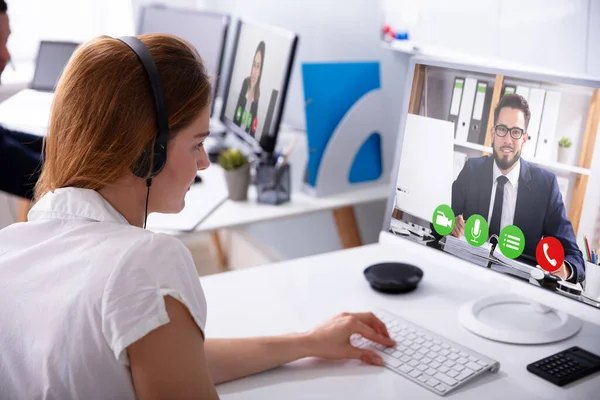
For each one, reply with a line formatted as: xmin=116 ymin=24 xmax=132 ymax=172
xmin=363 ymin=262 xmax=424 ymax=294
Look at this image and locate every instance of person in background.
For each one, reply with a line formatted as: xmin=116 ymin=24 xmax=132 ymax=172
xmin=0 ymin=33 xmax=394 ymax=399
xmin=0 ymin=0 xmax=44 ymax=201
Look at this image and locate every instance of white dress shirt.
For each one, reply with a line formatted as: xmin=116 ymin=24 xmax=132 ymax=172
xmin=487 ymin=159 xmax=520 ymax=233
xmin=0 ymin=187 xmax=207 ymax=400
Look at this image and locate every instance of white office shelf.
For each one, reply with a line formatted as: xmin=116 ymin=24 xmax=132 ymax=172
xmin=454 ymin=141 xmax=491 ymax=153
xmin=453 ymin=140 xmax=590 ymax=176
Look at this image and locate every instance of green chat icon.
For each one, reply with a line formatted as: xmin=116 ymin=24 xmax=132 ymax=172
xmin=236 ymin=106 xmax=242 ymax=121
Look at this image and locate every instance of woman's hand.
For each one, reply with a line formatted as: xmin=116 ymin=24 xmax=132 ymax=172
xmin=303 ymin=312 xmax=396 ymax=366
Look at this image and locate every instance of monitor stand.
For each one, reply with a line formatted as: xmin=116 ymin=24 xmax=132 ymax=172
xmin=458 ymin=294 xmax=582 ymax=344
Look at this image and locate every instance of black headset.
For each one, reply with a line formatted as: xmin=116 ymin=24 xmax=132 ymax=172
xmin=117 ymin=36 xmax=168 ymax=180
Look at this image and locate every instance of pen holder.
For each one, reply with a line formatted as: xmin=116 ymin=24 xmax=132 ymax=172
xmin=256 ymin=163 xmax=291 ymax=205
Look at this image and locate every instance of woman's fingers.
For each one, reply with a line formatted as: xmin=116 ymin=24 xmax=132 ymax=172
xmin=351 ymin=319 xmax=396 ymax=347
xmin=347 ymin=312 xmax=393 ymax=340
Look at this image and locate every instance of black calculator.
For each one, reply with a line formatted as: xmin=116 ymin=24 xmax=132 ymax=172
xmin=527 ymin=346 xmax=600 ymax=386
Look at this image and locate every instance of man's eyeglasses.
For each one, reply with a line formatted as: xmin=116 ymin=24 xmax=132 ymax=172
xmin=494 ymin=124 xmax=525 ymax=140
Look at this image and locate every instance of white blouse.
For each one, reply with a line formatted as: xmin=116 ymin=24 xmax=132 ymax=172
xmin=0 ymin=187 xmax=207 ymax=400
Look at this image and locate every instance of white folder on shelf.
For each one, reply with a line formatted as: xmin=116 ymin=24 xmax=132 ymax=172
xmin=535 ymin=90 xmax=562 ymax=162
xmin=448 ymin=77 xmax=464 ymax=135
xmin=455 ymin=77 xmax=477 ymax=142
xmin=516 ymin=85 xmax=530 ymax=101
xmin=521 ymin=88 xmax=545 ymax=160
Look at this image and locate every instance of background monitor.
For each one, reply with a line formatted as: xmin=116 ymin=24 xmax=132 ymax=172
xmin=221 ymin=19 xmax=298 ymax=154
xmin=30 ymin=41 xmax=79 ymax=92
xmin=137 ymin=4 xmax=230 ymax=116
xmin=384 ymin=56 xmax=600 ymax=344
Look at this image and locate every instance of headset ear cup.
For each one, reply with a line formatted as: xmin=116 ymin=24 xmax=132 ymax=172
xmin=132 ymin=147 xmax=152 ymax=178
xmin=152 ymin=142 xmax=167 ymax=176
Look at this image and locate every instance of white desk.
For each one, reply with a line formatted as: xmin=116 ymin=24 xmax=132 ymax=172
xmin=200 ymin=238 xmax=600 ymax=399
xmin=0 ymin=89 xmax=389 ymax=266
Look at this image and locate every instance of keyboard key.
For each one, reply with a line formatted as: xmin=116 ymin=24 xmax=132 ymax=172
xmin=457 ymin=357 xmax=469 ymax=365
xmin=413 ymin=353 xmax=424 ymax=361
xmin=428 ymin=352 xmax=438 ymax=359
xmin=438 ymin=366 xmax=450 ymax=373
xmin=422 ymin=341 xmax=433 ymax=348
xmin=404 ymin=340 xmax=414 ymax=346
xmin=418 ymin=348 xmax=428 ymax=355
xmin=407 ymin=334 xmax=417 ymax=340
xmin=411 ymin=344 xmax=421 ymax=351
xmin=440 ymin=349 xmax=451 ymax=356
xmin=446 ymin=369 xmax=459 ymax=378
xmin=418 ymin=374 xmax=428 ymax=383
xmin=434 ymin=372 xmax=458 ymax=387
xmin=405 ymin=349 xmax=415 ymax=356
xmin=409 ymin=369 xmax=422 ymax=379
xmin=408 ymin=359 xmax=419 ymax=367
xmin=452 ymin=365 xmax=465 ymax=372
xmin=435 ymin=384 xmax=448 ymax=393
xmin=375 ymin=344 xmax=385 ymax=351
xmin=426 ymin=368 xmax=437 ymax=376
xmin=433 ymin=339 xmax=441 ymax=345
xmin=384 ymin=348 xmax=395 ymax=355
xmin=448 ymin=353 xmax=459 ymax=361
xmin=416 ymin=331 xmax=425 ymax=337
xmin=466 ymin=362 xmax=483 ymax=372
xmin=430 ymin=361 xmax=441 ymax=369
xmin=417 ymin=364 xmax=428 ymax=371
xmin=477 ymin=360 xmax=488 ymax=367
xmin=422 ymin=357 xmax=432 ymax=365
xmin=378 ymin=352 xmax=401 ymax=368
xmin=459 ymin=352 xmax=470 ymax=358
xmin=400 ymin=355 xmax=411 ymax=363
xmin=426 ymin=378 xmax=441 ymax=387
xmin=392 ymin=350 xmax=402 ymax=358
xmin=444 ymin=360 xmax=456 ymax=368
xmin=456 ymin=369 xmax=474 ymax=381
xmin=435 ymin=356 xmax=447 ymax=364
xmin=415 ymin=338 xmax=425 ymax=345
xmin=398 ymin=364 xmax=413 ymax=374
xmin=397 ymin=345 xmax=407 ymax=352
xmin=431 ymin=345 xmax=442 ymax=352
xmin=468 ymin=356 xmax=479 ymax=363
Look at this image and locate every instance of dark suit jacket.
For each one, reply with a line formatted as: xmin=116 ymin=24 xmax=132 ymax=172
xmin=234 ymin=77 xmax=259 ymax=137
xmin=0 ymin=126 xmax=43 ymax=199
xmin=452 ymin=156 xmax=584 ymax=283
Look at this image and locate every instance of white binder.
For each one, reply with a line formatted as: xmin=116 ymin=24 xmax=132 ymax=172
xmin=455 ymin=77 xmax=477 ymax=142
xmin=521 ymin=88 xmax=546 ymax=160
xmin=535 ymin=91 xmax=562 ymax=161
xmin=516 ymin=85 xmax=530 ymax=101
xmin=448 ymin=77 xmax=465 ymax=135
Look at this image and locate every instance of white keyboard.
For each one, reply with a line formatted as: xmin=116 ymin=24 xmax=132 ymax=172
xmin=351 ymin=310 xmax=500 ymax=396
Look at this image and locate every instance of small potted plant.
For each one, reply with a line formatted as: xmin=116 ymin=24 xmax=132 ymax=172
xmin=219 ymin=148 xmax=250 ymax=201
xmin=557 ymin=137 xmax=572 ymax=164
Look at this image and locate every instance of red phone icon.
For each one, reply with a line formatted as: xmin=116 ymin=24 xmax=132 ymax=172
xmin=536 ymin=237 xmax=564 ymax=272
xmin=252 ymin=116 xmax=258 ymax=133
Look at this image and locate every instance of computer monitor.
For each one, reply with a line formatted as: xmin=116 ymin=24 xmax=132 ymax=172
xmin=220 ymin=19 xmax=298 ymax=154
xmin=384 ymin=56 xmax=600 ymax=345
xmin=137 ymin=4 xmax=230 ymax=116
xmin=31 ymin=41 xmax=79 ymax=92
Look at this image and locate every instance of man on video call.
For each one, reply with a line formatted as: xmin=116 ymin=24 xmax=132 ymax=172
xmin=451 ymin=94 xmax=584 ymax=283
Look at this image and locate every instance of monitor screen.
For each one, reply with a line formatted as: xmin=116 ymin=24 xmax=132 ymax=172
xmin=221 ymin=20 xmax=298 ymax=154
xmin=137 ymin=5 xmax=229 ymax=115
xmin=31 ymin=41 xmax=79 ymax=92
xmin=386 ymin=58 xmax=600 ymax=309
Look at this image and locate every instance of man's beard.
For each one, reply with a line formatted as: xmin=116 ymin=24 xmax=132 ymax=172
xmin=492 ymin=141 xmax=521 ymax=170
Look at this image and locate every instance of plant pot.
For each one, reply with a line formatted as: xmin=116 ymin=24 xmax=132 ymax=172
xmin=224 ymin=164 xmax=250 ymax=201
xmin=557 ymin=146 xmax=570 ymax=164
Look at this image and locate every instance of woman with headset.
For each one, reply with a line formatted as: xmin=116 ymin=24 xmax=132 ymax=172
xmin=0 ymin=34 xmax=394 ymax=399
xmin=233 ymin=41 xmax=265 ymax=137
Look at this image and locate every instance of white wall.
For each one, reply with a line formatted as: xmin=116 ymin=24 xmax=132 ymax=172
xmin=588 ymin=0 xmax=600 ymax=78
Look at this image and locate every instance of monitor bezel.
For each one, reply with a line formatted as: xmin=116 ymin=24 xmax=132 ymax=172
xmin=136 ymin=4 xmax=231 ymax=117
xmin=219 ymin=18 xmax=299 ymax=155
